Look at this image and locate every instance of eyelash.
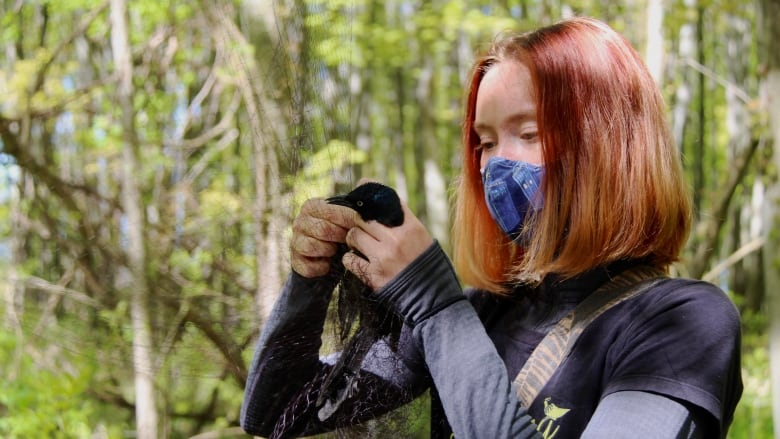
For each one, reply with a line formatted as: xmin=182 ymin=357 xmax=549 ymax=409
xmin=520 ymin=129 xmax=538 ymax=139
xmin=476 ymin=132 xmax=537 ymax=151
xmin=477 ymin=141 xmax=496 ymax=151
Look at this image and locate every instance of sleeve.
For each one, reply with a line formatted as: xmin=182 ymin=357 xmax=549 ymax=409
xmin=375 ymin=242 xmax=541 ymax=439
xmin=240 ymin=272 xmax=429 ymax=437
xmin=240 ymin=272 xmax=334 ymax=436
xmin=603 ymin=280 xmax=743 ymax=438
xmin=582 ymin=390 xmax=707 ymax=439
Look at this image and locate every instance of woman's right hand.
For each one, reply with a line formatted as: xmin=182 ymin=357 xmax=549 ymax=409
xmin=291 ymin=198 xmax=358 ymax=278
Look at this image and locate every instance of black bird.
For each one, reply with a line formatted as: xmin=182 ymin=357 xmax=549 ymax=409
xmin=326 ymin=182 xmax=404 ymax=228
xmin=315 ymin=182 xmax=405 ymax=418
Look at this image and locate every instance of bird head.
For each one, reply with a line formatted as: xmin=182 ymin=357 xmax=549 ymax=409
xmin=326 ymin=182 xmax=404 ymax=227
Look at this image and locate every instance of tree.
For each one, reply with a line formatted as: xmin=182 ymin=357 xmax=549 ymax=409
xmin=0 ymin=0 xmax=270 ymax=435
xmin=110 ymin=0 xmax=159 ymax=435
xmin=758 ymin=0 xmax=780 ymax=435
xmin=0 ymin=0 xmax=774 ymax=436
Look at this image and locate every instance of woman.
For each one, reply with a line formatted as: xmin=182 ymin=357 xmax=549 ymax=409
xmin=241 ymin=17 xmax=742 ymax=438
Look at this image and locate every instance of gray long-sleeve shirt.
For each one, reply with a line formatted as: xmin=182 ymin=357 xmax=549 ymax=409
xmin=241 ymin=242 xmax=734 ymax=438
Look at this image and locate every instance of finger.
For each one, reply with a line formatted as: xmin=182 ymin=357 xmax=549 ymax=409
xmin=301 ymin=198 xmax=359 ymax=230
xmin=342 ymin=251 xmax=374 ymax=288
xmin=345 ymin=226 xmax=379 ymax=259
xmin=291 ymin=234 xmax=340 ymax=259
xmin=352 ymin=215 xmax=388 ymax=240
xmin=351 ymin=196 xmax=411 ymax=239
xmin=292 ymin=255 xmax=331 ymax=278
xmin=293 ymin=214 xmax=349 ymax=244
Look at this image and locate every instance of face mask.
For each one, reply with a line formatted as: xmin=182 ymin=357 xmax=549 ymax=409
xmin=481 ymin=156 xmax=545 ymax=240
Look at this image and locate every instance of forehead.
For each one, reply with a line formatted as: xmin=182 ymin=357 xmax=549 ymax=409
xmin=474 ymin=61 xmax=536 ymax=124
xmin=481 ymin=61 xmax=533 ymax=91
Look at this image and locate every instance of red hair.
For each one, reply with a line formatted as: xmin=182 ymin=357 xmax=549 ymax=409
xmin=452 ymin=17 xmax=692 ymax=292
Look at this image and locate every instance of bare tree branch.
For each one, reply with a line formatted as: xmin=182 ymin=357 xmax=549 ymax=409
xmin=681 ymin=57 xmax=754 ymax=104
xmin=702 ymin=236 xmax=766 ymax=283
xmin=32 ymin=1 xmax=110 ymax=92
xmin=0 ymin=119 xmax=118 ymax=212
xmin=688 ymin=137 xmax=762 ymax=278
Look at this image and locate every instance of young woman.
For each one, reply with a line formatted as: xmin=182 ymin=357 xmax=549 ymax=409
xmin=241 ymin=17 xmax=742 ymax=438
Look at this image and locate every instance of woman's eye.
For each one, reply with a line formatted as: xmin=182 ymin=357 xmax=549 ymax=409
xmin=479 ymin=141 xmax=496 ymax=150
xmin=521 ymin=131 xmax=539 ymax=141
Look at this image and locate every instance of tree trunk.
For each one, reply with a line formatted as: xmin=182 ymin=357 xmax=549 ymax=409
xmin=671 ymin=0 xmax=695 ymax=165
xmin=644 ymin=0 xmax=664 ymax=82
xmin=724 ymin=12 xmax=762 ymax=307
xmin=109 ymin=0 xmax=158 ymax=437
xmin=212 ymin=2 xmax=285 ymax=321
xmin=758 ymin=0 xmax=780 ymax=436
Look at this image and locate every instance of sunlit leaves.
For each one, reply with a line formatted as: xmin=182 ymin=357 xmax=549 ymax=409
xmin=0 ymin=0 xmax=772 ymax=437
xmin=198 ymin=189 xmax=244 ymax=224
xmin=170 ymin=248 xmax=212 ymax=285
xmin=0 ymin=9 xmax=20 ymax=49
xmin=730 ymin=309 xmax=773 ymax=438
xmin=289 ymin=139 xmax=367 ymax=209
xmin=0 ymin=325 xmax=127 ymax=438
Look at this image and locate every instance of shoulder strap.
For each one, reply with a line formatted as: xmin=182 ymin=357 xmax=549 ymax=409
xmin=513 ymin=265 xmax=667 ymax=408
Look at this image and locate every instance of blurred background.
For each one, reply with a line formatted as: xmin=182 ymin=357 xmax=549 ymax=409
xmin=0 ymin=0 xmax=777 ymax=437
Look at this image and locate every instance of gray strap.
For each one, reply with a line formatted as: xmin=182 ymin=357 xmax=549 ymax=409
xmin=514 ymin=265 xmax=667 ymax=407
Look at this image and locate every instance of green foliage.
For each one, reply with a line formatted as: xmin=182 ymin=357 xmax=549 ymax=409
xmin=289 ymin=139 xmax=368 ymax=209
xmin=44 ymin=0 xmax=103 ymax=13
xmin=0 ymin=0 xmax=774 ymax=437
xmin=728 ymin=309 xmax=774 ymax=438
xmin=0 ymin=328 xmax=128 ymax=439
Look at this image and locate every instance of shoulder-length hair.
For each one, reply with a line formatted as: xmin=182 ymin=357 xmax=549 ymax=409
xmin=452 ymin=17 xmax=692 ymax=293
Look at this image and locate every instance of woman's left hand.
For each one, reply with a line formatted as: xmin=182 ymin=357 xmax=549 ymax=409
xmin=342 ymin=201 xmax=434 ymax=291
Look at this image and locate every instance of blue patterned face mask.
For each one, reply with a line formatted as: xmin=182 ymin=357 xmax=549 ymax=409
xmin=481 ymin=156 xmax=545 ymax=241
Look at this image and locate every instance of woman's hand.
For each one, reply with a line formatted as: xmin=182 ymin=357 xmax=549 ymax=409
xmin=290 ymin=198 xmax=358 ymax=278
xmin=342 ymin=201 xmax=434 ymax=291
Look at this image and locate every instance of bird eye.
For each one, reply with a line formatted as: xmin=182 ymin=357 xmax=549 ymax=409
xmin=356 ymin=201 xmax=363 ymax=207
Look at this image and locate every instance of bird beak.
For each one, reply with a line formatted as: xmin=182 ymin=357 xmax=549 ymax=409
xmin=326 ymin=195 xmax=354 ymax=209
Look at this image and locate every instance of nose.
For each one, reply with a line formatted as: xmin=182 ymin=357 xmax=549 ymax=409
xmin=493 ymin=143 xmax=510 ymax=158
xmin=485 ymin=142 xmax=515 ymax=162
xmin=482 ymin=138 xmax=542 ymax=166
xmin=479 ymin=143 xmax=502 ymax=169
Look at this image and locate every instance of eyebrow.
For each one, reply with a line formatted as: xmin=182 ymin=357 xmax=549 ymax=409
xmin=474 ymin=111 xmax=537 ymax=131
xmin=505 ymin=112 xmax=537 ymax=126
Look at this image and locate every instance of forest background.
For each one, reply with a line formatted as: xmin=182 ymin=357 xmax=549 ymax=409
xmin=0 ymin=0 xmax=778 ymax=438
